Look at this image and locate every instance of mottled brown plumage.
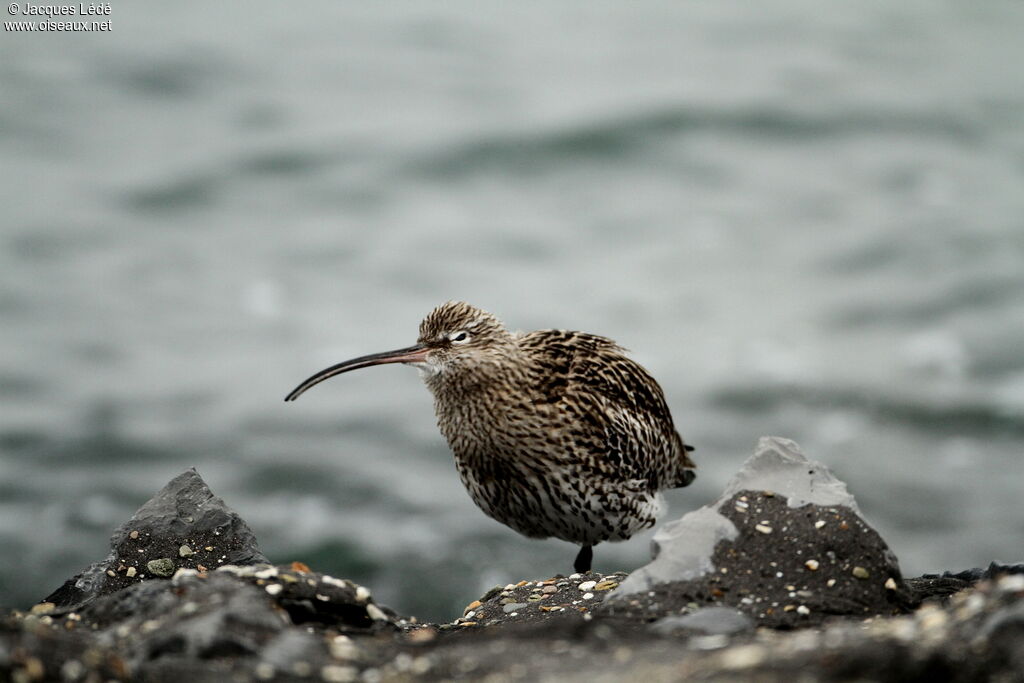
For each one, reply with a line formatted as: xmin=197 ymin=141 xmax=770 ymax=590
xmin=285 ymin=302 xmax=696 ymax=573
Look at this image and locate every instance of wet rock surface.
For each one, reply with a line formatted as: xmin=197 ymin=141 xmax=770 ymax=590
xmin=3 ymin=444 xmax=1023 ymax=681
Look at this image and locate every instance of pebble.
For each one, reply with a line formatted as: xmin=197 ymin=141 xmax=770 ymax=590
xmin=129 ymin=530 xmax=139 ymax=539
xmin=814 ymin=520 xmax=826 ymax=529
xmin=754 ymin=524 xmax=773 ymax=534
xmin=178 ymin=545 xmax=194 ymax=558
xmin=30 ymin=602 xmax=55 ymax=615
xmin=582 ymin=592 xmax=595 ymax=600
xmin=265 ymin=584 xmax=282 ymax=596
xmin=126 ymin=567 xmax=137 ymax=578
xmin=146 ymin=558 xmax=175 ymax=577
xmin=321 ymin=665 xmax=358 ymax=683
xmin=805 ymin=559 xmax=820 ymax=571
xmin=481 ymin=585 xmax=503 ymax=602
xmin=569 ymin=573 xmax=582 ymax=580
xmin=329 ymin=635 xmax=361 ymax=659
xmin=503 ymin=602 xmax=528 ymax=614
xmin=885 ymin=577 xmax=898 ymax=590
xmin=827 ymin=579 xmax=837 ymax=587
xmin=594 ymin=580 xmax=618 ymax=591
xmin=366 ymin=604 xmax=388 ymax=622
xmin=527 ymin=594 xmax=543 ymax=602
xmin=406 ymin=628 xmax=436 ymax=644
xmin=464 ymin=600 xmax=482 ymax=615
xmin=852 ymin=566 xmax=870 ymax=580
xmin=355 ymin=586 xmax=372 ymax=603
xmin=796 ymin=605 xmax=810 ymax=615
xmin=542 ymin=585 xmax=558 ymax=594
xmin=578 ymin=580 xmax=597 ymax=591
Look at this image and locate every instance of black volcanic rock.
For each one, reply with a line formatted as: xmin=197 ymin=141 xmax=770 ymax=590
xmin=43 ymin=468 xmax=267 ymax=613
xmin=3 ymin=441 xmax=1022 ymax=682
xmin=601 ymin=436 xmax=914 ymax=626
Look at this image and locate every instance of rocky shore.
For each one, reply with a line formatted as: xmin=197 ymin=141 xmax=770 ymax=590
xmin=2 ymin=437 xmax=1021 ymax=682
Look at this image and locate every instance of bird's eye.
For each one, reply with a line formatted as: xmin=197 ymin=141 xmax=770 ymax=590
xmin=450 ymin=331 xmax=470 ymax=344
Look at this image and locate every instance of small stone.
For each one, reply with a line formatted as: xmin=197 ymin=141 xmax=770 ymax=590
xmin=178 ymin=545 xmax=194 ymax=558
xmin=129 ymin=530 xmax=139 ymax=539
xmin=852 ymin=566 xmax=870 ymax=580
xmin=126 ymin=566 xmax=137 ymax=578
xmin=481 ymin=585 xmax=503 ymax=602
xmin=329 ymin=635 xmax=360 ymax=659
xmin=783 ymin=605 xmax=796 ymax=612
xmin=265 ymin=584 xmax=283 ymax=596
xmin=805 ymin=559 xmax=819 ymax=571
xmin=30 ymin=602 xmax=55 ymax=615
xmin=464 ymin=600 xmax=482 ymax=615
xmin=22 ymin=657 xmax=44 ymax=680
xmin=204 ymin=546 xmax=214 ymax=552
xmin=754 ymin=524 xmax=773 ymax=534
xmin=542 ymin=585 xmax=558 ymax=594
xmin=578 ymin=580 xmax=597 ymax=591
xmin=594 ymin=580 xmax=618 ymax=590
xmin=885 ymin=577 xmax=898 ymax=590
xmin=253 ymin=566 xmax=279 ymax=579
xmin=146 ymin=558 xmax=175 ymax=577
xmin=503 ymin=602 xmax=528 ymax=614
xmin=527 ymin=594 xmax=543 ymax=602
xmin=582 ymin=592 xmax=595 ymax=600
xmin=569 ymin=573 xmax=582 ymax=580
xmin=407 ymin=628 xmax=436 ymax=644
xmin=827 ymin=578 xmax=837 ymax=587
xmin=796 ymin=605 xmax=810 ymax=615
xmin=814 ymin=520 xmax=826 ymax=529
xmin=106 ymin=570 xmax=116 ymax=577
xmin=366 ymin=604 xmax=389 ymax=621
xmin=321 ymin=665 xmax=358 ymax=683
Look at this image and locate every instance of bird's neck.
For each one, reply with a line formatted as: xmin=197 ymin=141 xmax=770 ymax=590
xmin=424 ymin=353 xmax=529 ymax=460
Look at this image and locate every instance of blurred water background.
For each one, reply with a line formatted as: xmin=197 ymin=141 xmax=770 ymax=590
xmin=2 ymin=1 xmax=1023 ymax=621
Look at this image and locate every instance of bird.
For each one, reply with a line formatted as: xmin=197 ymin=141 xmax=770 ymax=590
xmin=285 ymin=302 xmax=696 ymax=574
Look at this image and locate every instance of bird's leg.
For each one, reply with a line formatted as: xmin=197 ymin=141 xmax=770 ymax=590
xmin=574 ymin=545 xmax=593 ymax=574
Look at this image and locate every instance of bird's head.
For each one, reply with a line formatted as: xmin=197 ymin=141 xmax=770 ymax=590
xmin=284 ymin=301 xmax=513 ymax=401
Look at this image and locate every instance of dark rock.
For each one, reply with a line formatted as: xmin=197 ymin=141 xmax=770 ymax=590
xmin=602 ymin=437 xmax=914 ymax=626
xmin=4 ymin=440 xmax=1022 ymax=682
xmin=908 ymin=562 xmax=1024 ymax=604
xmin=43 ymin=468 xmax=267 ymax=613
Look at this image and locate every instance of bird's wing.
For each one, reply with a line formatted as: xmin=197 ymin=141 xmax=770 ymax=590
xmin=520 ymin=330 xmax=693 ymax=490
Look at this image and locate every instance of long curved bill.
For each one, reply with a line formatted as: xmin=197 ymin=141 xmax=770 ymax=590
xmin=284 ymin=344 xmax=429 ymax=402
